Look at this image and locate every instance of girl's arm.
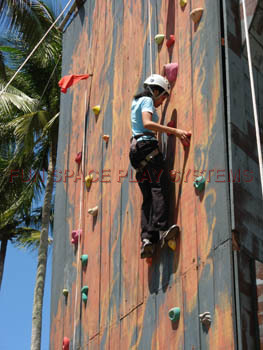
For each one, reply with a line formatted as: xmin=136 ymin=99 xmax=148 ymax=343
xmin=142 ymin=111 xmax=191 ymax=146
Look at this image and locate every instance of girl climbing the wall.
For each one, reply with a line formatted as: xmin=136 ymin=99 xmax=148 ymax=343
xmin=129 ymin=74 xmax=191 ymax=258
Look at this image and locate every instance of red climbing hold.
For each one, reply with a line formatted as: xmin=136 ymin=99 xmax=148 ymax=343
xmin=164 ymin=63 xmax=178 ymax=83
xmin=146 ymin=257 xmax=153 ymax=265
xmin=71 ymin=229 xmax=82 ymax=245
xmin=166 ymin=35 xmax=175 ymax=48
xmin=167 ymin=120 xmax=176 ymax=136
xmin=58 ymin=74 xmax=91 ymax=93
xmin=75 ymin=152 xmax=82 ymax=164
xmin=63 ymin=337 xmax=70 ymax=350
xmin=181 ymin=131 xmax=192 ymax=147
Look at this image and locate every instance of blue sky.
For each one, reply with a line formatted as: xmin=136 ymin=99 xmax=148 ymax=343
xmin=0 ymin=244 xmax=52 ymax=350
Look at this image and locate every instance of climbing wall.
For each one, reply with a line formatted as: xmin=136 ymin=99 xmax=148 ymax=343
xmin=50 ymin=0 xmax=237 ymax=349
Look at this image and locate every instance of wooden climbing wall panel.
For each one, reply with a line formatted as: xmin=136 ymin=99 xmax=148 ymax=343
xmin=49 ymin=0 xmax=246 ymax=349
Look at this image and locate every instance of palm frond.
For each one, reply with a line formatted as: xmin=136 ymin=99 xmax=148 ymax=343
xmin=0 ymin=81 xmax=38 ymax=114
xmin=14 ymin=228 xmax=41 ymax=251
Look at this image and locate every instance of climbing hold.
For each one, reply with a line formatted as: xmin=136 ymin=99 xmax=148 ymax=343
xmin=85 ymin=174 xmax=93 ymax=190
xmin=180 ymin=0 xmax=187 ymax=7
xmin=92 ymin=105 xmax=101 ymax=116
xmin=199 ymin=312 xmax=212 ymax=326
xmin=102 ymin=135 xmax=110 ymax=143
xmin=166 ymin=35 xmax=175 ymax=48
xmin=80 ymin=254 xmax=88 ymax=266
xmin=82 ymin=293 xmax=88 ymax=303
xmin=71 ymin=229 xmax=82 ymax=245
xmin=81 ymin=286 xmax=89 ymax=295
xmin=194 ymin=176 xmax=205 ymax=192
xmin=81 ymin=286 xmax=89 ymax=303
xmin=168 ymin=307 xmax=181 ymax=322
xmin=167 ymin=120 xmax=176 ymax=136
xmin=88 ymin=205 xmax=98 ymax=216
xmin=168 ymin=239 xmax=176 ymax=251
xmin=63 ymin=289 xmax=69 ymax=297
xmin=164 ymin=63 xmax=178 ymax=83
xmin=146 ymin=257 xmax=153 ymax=265
xmin=190 ymin=8 xmax=204 ymax=24
xmin=154 ymin=34 xmax=165 ymax=45
xmin=63 ymin=337 xmax=70 ymax=350
xmin=75 ymin=151 xmax=82 ymax=164
xmin=181 ymin=131 xmax=192 ymax=147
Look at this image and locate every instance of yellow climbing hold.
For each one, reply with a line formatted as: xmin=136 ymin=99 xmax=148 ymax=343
xmin=92 ymin=105 xmax=101 ymax=116
xmin=154 ymin=34 xmax=165 ymax=45
xmin=168 ymin=239 xmax=176 ymax=251
xmin=180 ymin=0 xmax=187 ymax=7
xmin=190 ymin=8 xmax=204 ymax=24
xmin=63 ymin=289 xmax=69 ymax=297
xmin=85 ymin=174 xmax=93 ymax=190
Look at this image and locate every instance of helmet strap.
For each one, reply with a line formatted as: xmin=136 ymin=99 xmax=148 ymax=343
xmin=146 ymin=86 xmax=166 ymax=100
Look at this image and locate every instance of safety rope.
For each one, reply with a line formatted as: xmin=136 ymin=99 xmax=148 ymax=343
xmin=0 ymin=0 xmax=74 ymax=97
xmin=147 ymin=0 xmax=153 ymax=76
xmin=72 ymin=89 xmax=88 ymax=350
xmin=39 ymin=56 xmax=61 ymax=102
xmin=241 ymin=0 xmax=263 ymax=198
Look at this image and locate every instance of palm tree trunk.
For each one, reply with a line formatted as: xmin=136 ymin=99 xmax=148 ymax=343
xmin=0 ymin=238 xmax=8 ymax=290
xmin=31 ymin=145 xmax=55 ymax=350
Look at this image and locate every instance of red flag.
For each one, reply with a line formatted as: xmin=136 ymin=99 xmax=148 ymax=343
xmin=58 ymin=74 xmax=90 ymax=93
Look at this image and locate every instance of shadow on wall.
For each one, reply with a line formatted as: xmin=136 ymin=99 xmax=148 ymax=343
xmin=166 ymin=0 xmax=175 ymax=62
xmin=147 ymin=108 xmax=182 ymax=295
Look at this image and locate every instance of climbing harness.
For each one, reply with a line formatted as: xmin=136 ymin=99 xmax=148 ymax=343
xmin=130 ymin=133 xmax=160 ymax=172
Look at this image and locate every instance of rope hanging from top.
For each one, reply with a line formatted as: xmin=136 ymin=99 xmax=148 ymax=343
xmin=147 ymin=0 xmax=153 ymax=76
xmin=0 ymin=0 xmax=74 ymax=97
xmin=241 ymin=0 xmax=263 ymax=198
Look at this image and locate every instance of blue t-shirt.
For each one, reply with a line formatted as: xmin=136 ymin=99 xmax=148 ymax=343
xmin=130 ymin=96 xmax=159 ymax=141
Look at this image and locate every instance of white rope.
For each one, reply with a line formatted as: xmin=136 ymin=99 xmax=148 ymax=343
xmin=241 ymin=0 xmax=263 ymax=198
xmin=147 ymin=0 xmax=153 ymax=76
xmin=0 ymin=0 xmax=74 ymax=97
xmin=72 ymin=89 xmax=88 ymax=350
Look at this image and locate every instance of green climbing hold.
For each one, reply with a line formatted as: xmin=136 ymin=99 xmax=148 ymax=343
xmin=154 ymin=34 xmax=165 ymax=45
xmin=168 ymin=307 xmax=180 ymax=322
xmin=81 ymin=286 xmax=89 ymax=295
xmin=80 ymin=254 xmax=88 ymax=266
xmin=82 ymin=293 xmax=88 ymax=303
xmin=194 ymin=176 xmax=205 ymax=192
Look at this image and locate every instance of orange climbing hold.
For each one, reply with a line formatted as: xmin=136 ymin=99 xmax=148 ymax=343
xmin=102 ymin=135 xmax=110 ymax=143
xmin=190 ymin=8 xmax=204 ymax=24
xmin=166 ymin=35 xmax=175 ymax=48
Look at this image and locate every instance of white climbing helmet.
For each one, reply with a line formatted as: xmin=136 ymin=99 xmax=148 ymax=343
xmin=144 ymin=74 xmax=171 ymax=96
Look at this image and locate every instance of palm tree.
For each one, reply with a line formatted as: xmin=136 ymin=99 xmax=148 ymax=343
xmin=0 ymin=1 xmax=62 ymax=349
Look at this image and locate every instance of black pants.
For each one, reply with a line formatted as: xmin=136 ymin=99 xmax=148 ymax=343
xmin=129 ymin=140 xmax=169 ymax=243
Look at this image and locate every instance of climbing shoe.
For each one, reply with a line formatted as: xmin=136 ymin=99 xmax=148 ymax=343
xmin=160 ymin=225 xmax=180 ymax=248
xmin=140 ymin=239 xmax=155 ymax=259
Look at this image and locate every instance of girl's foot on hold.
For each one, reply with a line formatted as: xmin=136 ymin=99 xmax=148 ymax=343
xmin=140 ymin=239 xmax=155 ymax=258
